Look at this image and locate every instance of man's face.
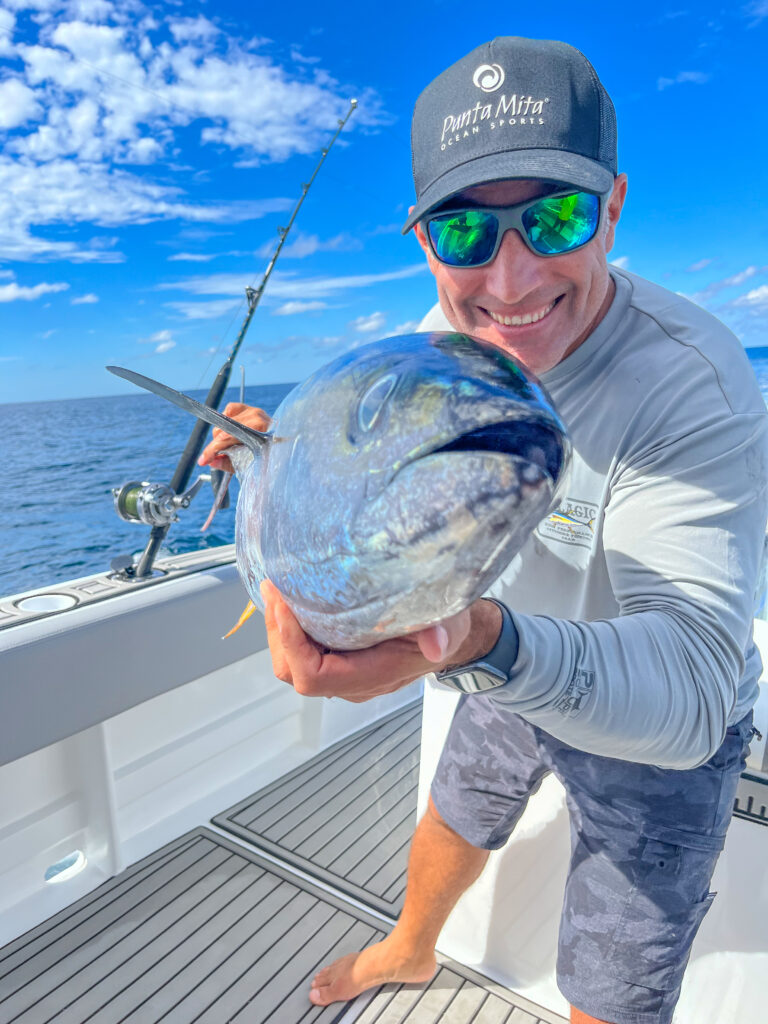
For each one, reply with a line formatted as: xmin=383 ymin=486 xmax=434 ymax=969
xmin=413 ymin=175 xmax=627 ymax=376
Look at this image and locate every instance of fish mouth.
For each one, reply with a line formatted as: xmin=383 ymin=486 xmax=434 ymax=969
xmin=431 ymin=420 xmax=565 ymax=480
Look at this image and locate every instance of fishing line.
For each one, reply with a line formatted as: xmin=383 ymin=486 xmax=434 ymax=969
xmin=194 ymin=294 xmax=249 ymax=388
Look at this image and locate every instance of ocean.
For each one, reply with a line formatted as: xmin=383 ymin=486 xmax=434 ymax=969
xmin=1 ymin=382 xmax=294 ymax=599
xmin=3 ymin=354 xmax=768 ymax=601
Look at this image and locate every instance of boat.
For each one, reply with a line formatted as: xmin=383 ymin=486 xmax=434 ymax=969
xmin=1 ymin=539 xmax=766 ymax=1023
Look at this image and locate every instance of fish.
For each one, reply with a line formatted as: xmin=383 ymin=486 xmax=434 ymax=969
xmin=108 ymin=331 xmax=570 ymax=650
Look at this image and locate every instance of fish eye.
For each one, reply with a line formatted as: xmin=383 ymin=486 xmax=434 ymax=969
xmin=358 ymin=373 xmax=398 ymax=432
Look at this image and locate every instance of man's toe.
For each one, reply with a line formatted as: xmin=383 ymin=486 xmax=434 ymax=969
xmin=308 ymin=986 xmax=324 ymax=1005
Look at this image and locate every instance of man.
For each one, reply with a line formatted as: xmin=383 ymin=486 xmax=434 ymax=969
xmin=200 ymin=37 xmax=768 ymax=1024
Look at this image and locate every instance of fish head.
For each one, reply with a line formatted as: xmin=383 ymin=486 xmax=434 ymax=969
xmin=249 ymin=331 xmax=570 ymax=647
xmin=272 ymin=331 xmax=567 ymax=492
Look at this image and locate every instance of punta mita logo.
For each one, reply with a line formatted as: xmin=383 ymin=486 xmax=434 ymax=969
xmin=472 ymin=63 xmax=505 ymax=92
xmin=440 ymin=93 xmax=550 ymax=150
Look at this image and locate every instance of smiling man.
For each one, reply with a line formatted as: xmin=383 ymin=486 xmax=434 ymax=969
xmin=203 ymin=36 xmax=768 ymax=1024
xmin=412 ymin=176 xmax=625 ymax=377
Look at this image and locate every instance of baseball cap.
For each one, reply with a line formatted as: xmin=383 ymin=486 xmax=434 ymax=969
xmin=402 ymin=37 xmax=617 ymax=234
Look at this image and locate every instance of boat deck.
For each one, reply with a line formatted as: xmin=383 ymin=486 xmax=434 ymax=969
xmin=213 ymin=700 xmax=422 ymax=917
xmin=0 ymin=702 xmax=566 ymax=1024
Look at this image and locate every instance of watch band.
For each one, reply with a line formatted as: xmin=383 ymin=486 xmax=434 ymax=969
xmin=435 ymin=599 xmax=519 ymax=694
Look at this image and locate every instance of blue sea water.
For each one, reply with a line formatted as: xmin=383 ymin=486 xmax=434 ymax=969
xmin=3 ymin=355 xmax=768 ymax=601
xmin=1 ymin=383 xmax=294 ymax=599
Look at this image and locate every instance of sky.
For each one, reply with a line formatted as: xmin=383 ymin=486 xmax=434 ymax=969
xmin=0 ymin=0 xmax=766 ymax=403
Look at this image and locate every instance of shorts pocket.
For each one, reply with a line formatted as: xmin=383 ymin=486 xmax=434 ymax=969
xmin=606 ymin=824 xmax=724 ymax=993
xmin=707 ymin=711 xmax=754 ymax=772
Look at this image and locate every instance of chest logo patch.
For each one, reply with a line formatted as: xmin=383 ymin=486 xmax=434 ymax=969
xmin=537 ymin=497 xmax=599 ymax=549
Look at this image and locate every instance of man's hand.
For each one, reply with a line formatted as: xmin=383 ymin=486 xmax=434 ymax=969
xmin=260 ymin=580 xmax=503 ymax=702
xmin=198 ymin=403 xmax=271 ymax=473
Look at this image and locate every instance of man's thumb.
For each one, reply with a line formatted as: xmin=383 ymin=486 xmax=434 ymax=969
xmin=416 ymin=607 xmax=472 ymax=663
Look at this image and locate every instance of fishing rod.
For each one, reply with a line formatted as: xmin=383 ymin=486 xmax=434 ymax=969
xmin=111 ymin=98 xmax=358 ymax=580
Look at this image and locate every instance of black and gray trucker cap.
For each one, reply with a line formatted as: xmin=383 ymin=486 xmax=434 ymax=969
xmin=402 ymin=37 xmax=617 ymax=233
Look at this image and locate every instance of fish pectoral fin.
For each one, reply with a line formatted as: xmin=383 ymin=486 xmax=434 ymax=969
xmin=201 ymin=471 xmax=232 ymax=532
xmin=222 ymin=600 xmax=257 ymax=639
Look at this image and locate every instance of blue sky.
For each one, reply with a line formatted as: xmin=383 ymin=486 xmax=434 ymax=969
xmin=0 ymin=0 xmax=766 ymax=403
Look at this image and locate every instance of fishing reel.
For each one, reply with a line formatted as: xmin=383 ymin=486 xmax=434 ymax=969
xmin=112 ymin=471 xmax=229 ymax=528
xmin=112 ymin=478 xmax=207 ymax=527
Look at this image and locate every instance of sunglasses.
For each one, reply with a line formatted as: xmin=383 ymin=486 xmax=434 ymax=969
xmin=424 ymin=190 xmax=607 ymax=267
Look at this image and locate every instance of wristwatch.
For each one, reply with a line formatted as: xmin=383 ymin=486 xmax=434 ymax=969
xmin=435 ymin=599 xmax=519 ymax=693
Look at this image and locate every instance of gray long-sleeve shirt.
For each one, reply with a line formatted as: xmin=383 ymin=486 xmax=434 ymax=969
xmin=419 ymin=268 xmax=768 ymax=769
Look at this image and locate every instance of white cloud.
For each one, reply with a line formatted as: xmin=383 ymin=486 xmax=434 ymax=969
xmin=162 ymin=264 xmax=429 ymax=301
xmin=174 ymin=227 xmax=230 ymax=242
xmin=71 ymin=291 xmax=98 ymax=303
xmin=69 ymin=0 xmax=114 ymax=20
xmin=272 ymin=300 xmax=328 ymax=315
xmin=246 ymin=333 xmax=346 ymax=361
xmin=722 ymin=266 xmax=763 ymax=287
xmin=0 ymin=10 xmax=16 ymax=58
xmin=168 ymin=16 xmax=220 ymax=44
xmin=745 ymin=1 xmax=768 ymax=25
xmin=351 ymin=311 xmax=386 ymax=333
xmin=657 ymin=71 xmax=710 ymax=90
xmin=686 ymin=258 xmax=713 ymax=272
xmin=289 ymin=48 xmax=321 ymax=66
xmin=4 ymin=0 xmax=64 ymax=10
xmin=50 ymin=20 xmax=126 ymax=63
xmin=139 ymin=328 xmax=173 ymax=343
xmin=137 ymin=327 xmax=176 ymax=353
xmin=0 ymin=78 xmax=42 ymax=128
xmin=394 ymin=319 xmax=421 ymax=333
xmin=0 ymin=279 xmax=69 ymax=301
xmin=693 ymin=265 xmax=766 ymax=304
xmin=168 ymin=252 xmax=216 ymax=262
xmin=370 ymin=223 xmax=403 ymax=236
xmin=256 ymin=231 xmax=362 ymax=260
xmin=166 ymin=297 xmax=242 ymax=320
xmin=610 ymin=255 xmax=629 ymax=269
xmin=9 ymin=10 xmax=384 ymax=168
xmin=733 ymin=285 xmax=768 ymax=309
xmin=0 ymin=158 xmax=292 ymax=261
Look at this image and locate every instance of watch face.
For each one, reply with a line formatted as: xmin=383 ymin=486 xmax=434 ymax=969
xmin=440 ymin=668 xmax=506 ymax=693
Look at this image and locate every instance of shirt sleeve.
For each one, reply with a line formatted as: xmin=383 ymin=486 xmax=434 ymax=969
xmin=489 ymin=407 xmax=768 ymax=769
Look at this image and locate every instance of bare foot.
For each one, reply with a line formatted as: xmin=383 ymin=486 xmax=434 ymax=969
xmin=308 ymin=938 xmax=437 ymax=1006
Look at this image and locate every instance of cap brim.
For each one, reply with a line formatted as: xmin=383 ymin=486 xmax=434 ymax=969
xmin=402 ymin=149 xmax=615 ymax=233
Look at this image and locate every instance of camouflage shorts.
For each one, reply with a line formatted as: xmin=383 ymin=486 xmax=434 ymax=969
xmin=430 ymin=697 xmax=754 ymax=1024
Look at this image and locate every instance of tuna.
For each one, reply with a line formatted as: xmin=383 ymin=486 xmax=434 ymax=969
xmin=108 ymin=331 xmax=570 ymax=649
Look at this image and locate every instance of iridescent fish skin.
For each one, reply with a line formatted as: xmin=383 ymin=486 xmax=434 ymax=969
xmin=232 ymin=331 xmax=570 ymax=649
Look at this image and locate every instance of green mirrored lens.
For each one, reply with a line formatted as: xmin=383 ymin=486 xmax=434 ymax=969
xmin=522 ymin=192 xmax=599 ymax=255
xmin=427 ymin=210 xmax=497 ymax=267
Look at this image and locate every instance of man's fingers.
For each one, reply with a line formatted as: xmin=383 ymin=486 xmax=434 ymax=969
xmin=198 ymin=404 xmax=271 ymax=467
xmin=222 ymin=403 xmax=271 ymax=432
xmin=260 ymin=581 xmax=293 ymax=684
xmin=273 ymin=600 xmax=324 ymax=691
xmin=260 ymin=582 xmax=477 ymax=701
xmin=208 ymin=454 xmax=234 ymax=472
xmin=199 ymin=436 xmax=233 ymax=467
